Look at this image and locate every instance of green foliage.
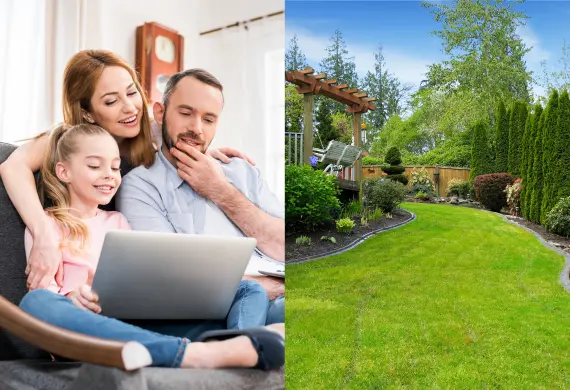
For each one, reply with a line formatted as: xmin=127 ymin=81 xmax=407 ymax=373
xmin=519 ymin=110 xmax=533 ymax=217
xmin=295 ymin=236 xmax=312 ymax=246
xmin=409 ymin=167 xmax=434 ymax=192
xmin=381 ymin=166 xmax=406 ymax=175
xmin=385 ymin=147 xmax=402 ymax=165
xmin=366 ymin=207 xmax=383 ymax=222
xmin=544 ymin=196 xmax=570 ymax=237
xmin=387 ymin=174 xmax=409 ymax=186
xmin=404 ymin=136 xmax=472 ymax=168
xmin=285 ymin=164 xmax=340 ymax=232
xmin=315 ymin=100 xmax=337 ymax=149
xmin=530 ymin=109 xmax=546 ymax=223
xmin=414 ymin=191 xmax=430 ymax=200
xmin=522 ymin=104 xmax=543 ymax=220
xmin=470 ymin=121 xmax=494 ymax=180
xmin=363 ymin=178 xmax=407 ymax=212
xmin=505 ymin=178 xmax=523 ymax=217
xmin=320 ymin=236 xmax=337 ymax=244
xmin=495 ymin=100 xmax=509 ymax=172
xmin=541 ymin=90 xmax=560 ymax=223
xmin=446 ymin=179 xmax=472 ymax=199
xmin=285 ymin=84 xmax=304 ymax=134
xmin=336 ymin=218 xmax=356 ymax=233
xmin=341 ymin=200 xmax=361 ymax=219
xmin=508 ymin=100 xmax=528 ymax=176
xmin=473 ymin=173 xmax=515 ymax=212
xmin=362 ymin=156 xmax=385 ymax=166
xmin=331 ymin=111 xmax=352 ymax=145
xmin=286 ymin=35 xmax=309 ymax=71
xmin=555 ymin=90 xmax=570 ymax=202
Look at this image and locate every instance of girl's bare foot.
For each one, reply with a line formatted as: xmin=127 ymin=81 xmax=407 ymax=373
xmin=181 ymin=323 xmax=285 ymax=369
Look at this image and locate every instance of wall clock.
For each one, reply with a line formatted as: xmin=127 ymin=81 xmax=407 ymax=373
xmin=135 ymin=22 xmax=184 ymax=105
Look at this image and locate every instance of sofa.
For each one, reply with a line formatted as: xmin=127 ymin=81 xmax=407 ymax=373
xmin=0 ymin=141 xmax=284 ymax=390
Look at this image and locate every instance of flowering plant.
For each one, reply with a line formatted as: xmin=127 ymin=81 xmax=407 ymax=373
xmin=310 ymin=155 xmax=318 ymax=167
xmin=505 ymin=178 xmax=522 ymax=216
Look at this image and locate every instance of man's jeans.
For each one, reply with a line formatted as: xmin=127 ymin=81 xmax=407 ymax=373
xmin=267 ymin=296 xmax=284 ymax=324
xmin=19 ymin=280 xmax=269 ymax=367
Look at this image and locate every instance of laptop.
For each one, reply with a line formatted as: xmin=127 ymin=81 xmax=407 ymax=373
xmin=91 ymin=230 xmax=257 ymax=320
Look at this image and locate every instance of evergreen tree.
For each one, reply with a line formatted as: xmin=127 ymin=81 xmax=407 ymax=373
xmin=522 ymin=104 xmax=542 ymax=220
xmin=556 ymin=90 xmax=570 ymax=200
xmin=314 ymin=100 xmax=336 ymax=148
xmin=540 ymin=89 xmax=560 ymax=223
xmin=495 ymin=100 xmax=509 ymax=172
xmin=519 ymin=111 xmax=532 ymax=217
xmin=286 ymin=35 xmax=309 ymax=71
xmin=530 ymin=109 xmax=546 ymax=223
xmin=470 ymin=121 xmax=493 ymax=180
xmin=508 ymin=100 xmax=527 ymax=176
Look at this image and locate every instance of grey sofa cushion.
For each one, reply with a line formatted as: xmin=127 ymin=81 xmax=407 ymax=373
xmin=0 ymin=142 xmax=49 ymax=360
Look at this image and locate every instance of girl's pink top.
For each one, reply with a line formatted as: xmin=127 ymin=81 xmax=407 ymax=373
xmin=24 ymin=210 xmax=131 ymax=295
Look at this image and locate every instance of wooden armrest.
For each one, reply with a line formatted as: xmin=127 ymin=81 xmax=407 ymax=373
xmin=0 ymin=295 xmax=151 ymax=371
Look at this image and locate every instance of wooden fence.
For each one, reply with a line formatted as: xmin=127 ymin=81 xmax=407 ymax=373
xmin=362 ymin=165 xmax=471 ymax=196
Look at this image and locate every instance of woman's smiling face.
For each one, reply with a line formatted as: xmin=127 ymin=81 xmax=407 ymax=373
xmin=87 ymin=66 xmax=144 ymax=142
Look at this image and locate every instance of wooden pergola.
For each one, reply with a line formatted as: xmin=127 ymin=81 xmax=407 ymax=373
xmin=285 ymin=67 xmax=377 ymax=190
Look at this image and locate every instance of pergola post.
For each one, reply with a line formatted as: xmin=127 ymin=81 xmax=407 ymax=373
xmin=303 ymin=93 xmax=314 ymax=165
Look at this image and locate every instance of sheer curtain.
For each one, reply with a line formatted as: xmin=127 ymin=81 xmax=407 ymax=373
xmin=0 ymin=0 xmax=100 ymax=143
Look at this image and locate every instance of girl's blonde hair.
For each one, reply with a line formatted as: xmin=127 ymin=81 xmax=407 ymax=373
xmin=37 ymin=50 xmax=155 ymax=167
xmin=40 ymin=123 xmax=110 ymax=252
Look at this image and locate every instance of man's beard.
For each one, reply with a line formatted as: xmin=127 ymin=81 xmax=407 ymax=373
xmin=161 ymin=119 xmax=207 ymax=153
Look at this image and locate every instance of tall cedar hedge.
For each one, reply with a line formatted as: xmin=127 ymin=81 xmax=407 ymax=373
xmin=495 ymin=100 xmax=509 ymax=173
xmin=519 ymin=112 xmax=532 ymax=217
xmin=556 ymin=90 xmax=570 ymax=202
xmin=530 ymin=109 xmax=546 ymax=223
xmin=508 ymin=100 xmax=527 ymax=177
xmin=522 ymin=104 xmax=542 ymax=220
xmin=470 ymin=121 xmax=493 ymax=181
xmin=540 ymin=89 xmax=560 ymax=223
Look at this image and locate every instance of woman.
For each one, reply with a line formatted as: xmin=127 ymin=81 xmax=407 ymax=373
xmin=0 ymin=49 xmax=252 ymax=291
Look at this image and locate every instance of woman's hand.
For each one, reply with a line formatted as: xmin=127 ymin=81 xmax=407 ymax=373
xmin=26 ymin=225 xmax=64 ymax=290
xmin=67 ymin=284 xmax=101 ymax=313
xmin=206 ymin=147 xmax=256 ymax=166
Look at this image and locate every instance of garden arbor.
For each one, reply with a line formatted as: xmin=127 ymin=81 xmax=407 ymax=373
xmin=285 ymin=67 xmax=376 ymax=189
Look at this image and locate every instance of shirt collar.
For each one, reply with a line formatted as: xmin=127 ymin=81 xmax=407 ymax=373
xmin=157 ymin=146 xmax=185 ymax=189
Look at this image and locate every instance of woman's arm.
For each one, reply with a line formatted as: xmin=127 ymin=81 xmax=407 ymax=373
xmin=1 ymin=134 xmax=64 ymax=289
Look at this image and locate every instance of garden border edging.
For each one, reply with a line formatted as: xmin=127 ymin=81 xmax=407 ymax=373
xmin=288 ymin=209 xmax=416 ymax=265
xmin=501 ymin=215 xmax=570 ymax=293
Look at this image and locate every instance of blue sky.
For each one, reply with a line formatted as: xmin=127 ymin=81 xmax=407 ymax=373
xmin=286 ymin=1 xmax=570 ymax=99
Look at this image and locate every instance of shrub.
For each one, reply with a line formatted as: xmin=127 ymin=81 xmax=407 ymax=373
xmin=409 ymin=167 xmax=434 ymax=191
xmin=285 ymin=164 xmax=340 ymax=231
xmin=544 ymin=196 xmax=570 ymax=237
xmin=386 ymin=174 xmax=409 ymax=185
xmin=381 ymin=165 xmax=406 ymax=175
xmin=505 ymin=178 xmax=523 ymax=216
xmin=446 ymin=179 xmax=472 ymax=199
xmin=473 ymin=173 xmax=515 ymax=212
xmin=363 ymin=178 xmax=407 ymax=213
xmin=336 ymin=218 xmax=355 ymax=233
xmin=362 ymin=156 xmax=385 ymax=166
xmin=414 ymin=191 xmax=429 ymax=200
xmin=295 ymin=236 xmax=312 ymax=246
xmin=385 ymin=147 xmax=402 ymax=165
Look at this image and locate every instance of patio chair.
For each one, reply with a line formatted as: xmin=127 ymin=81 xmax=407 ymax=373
xmin=313 ymin=140 xmax=362 ymax=177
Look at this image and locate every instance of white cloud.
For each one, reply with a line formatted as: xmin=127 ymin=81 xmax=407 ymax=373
xmin=517 ymin=23 xmax=550 ymax=67
xmin=286 ymin=25 xmax=434 ymax=89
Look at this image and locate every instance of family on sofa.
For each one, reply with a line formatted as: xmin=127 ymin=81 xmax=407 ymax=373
xmin=0 ymin=50 xmax=285 ymax=370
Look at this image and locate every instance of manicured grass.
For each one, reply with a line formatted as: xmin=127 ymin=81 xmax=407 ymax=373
xmin=286 ymin=203 xmax=570 ymax=389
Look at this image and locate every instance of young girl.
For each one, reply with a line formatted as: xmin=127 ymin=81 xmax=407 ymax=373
xmin=19 ymin=123 xmax=284 ymax=370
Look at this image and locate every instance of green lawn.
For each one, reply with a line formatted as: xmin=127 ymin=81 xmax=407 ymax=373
xmin=286 ymin=203 xmax=570 ymax=389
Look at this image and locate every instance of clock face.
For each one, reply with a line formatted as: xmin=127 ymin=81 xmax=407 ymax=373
xmin=155 ymin=35 xmax=175 ymax=63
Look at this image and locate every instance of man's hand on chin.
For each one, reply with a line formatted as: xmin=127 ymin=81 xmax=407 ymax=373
xmin=243 ymin=275 xmax=284 ymax=300
xmin=170 ymin=141 xmax=229 ymax=200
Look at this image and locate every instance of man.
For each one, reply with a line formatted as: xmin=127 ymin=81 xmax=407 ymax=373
xmin=116 ymin=69 xmax=284 ymax=324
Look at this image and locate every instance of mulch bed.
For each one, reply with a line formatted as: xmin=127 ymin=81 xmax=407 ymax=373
xmin=505 ymin=215 xmax=570 ymax=255
xmin=286 ymin=208 xmax=412 ymax=262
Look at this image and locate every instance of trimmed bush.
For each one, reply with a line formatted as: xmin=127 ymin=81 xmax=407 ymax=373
xmin=473 ymin=173 xmax=515 ymax=212
xmin=381 ymin=166 xmax=406 ymax=175
xmin=541 ymin=89 xmax=560 ymax=223
xmin=508 ymin=100 xmax=528 ymax=176
xmin=387 ymin=174 xmax=409 ymax=185
xmin=385 ymin=147 xmax=402 ymax=165
xmin=446 ymin=179 xmax=472 ymax=199
xmin=285 ymin=164 xmax=340 ymax=231
xmin=544 ymin=196 xmax=570 ymax=237
xmin=363 ymin=178 xmax=407 ymax=213
xmin=495 ymin=100 xmax=509 ymax=173
xmin=470 ymin=121 xmax=493 ymax=180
